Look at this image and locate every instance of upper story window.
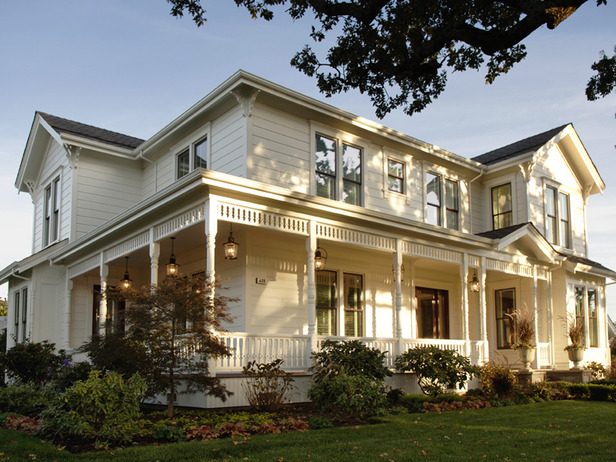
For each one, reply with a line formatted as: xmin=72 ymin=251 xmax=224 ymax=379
xmin=491 ymin=183 xmax=512 ymax=230
xmin=544 ymin=185 xmax=571 ymax=248
xmin=176 ymin=137 xmax=208 ymax=180
xmin=426 ymin=172 xmax=459 ymax=230
xmin=315 ymin=134 xmax=362 ymax=206
xmin=43 ymin=176 xmax=60 ymax=247
xmin=387 ymin=159 xmax=405 ymax=194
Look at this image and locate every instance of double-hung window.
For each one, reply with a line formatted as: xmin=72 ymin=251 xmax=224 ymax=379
xmin=13 ymin=288 xmax=28 ymax=343
xmin=426 ymin=172 xmax=459 ymax=230
xmin=495 ymin=288 xmax=516 ymax=349
xmin=316 ymin=270 xmax=364 ymax=336
xmin=575 ymin=285 xmax=598 ymax=348
xmin=176 ymin=137 xmax=208 ymax=179
xmin=387 ymin=159 xmax=405 ymax=194
xmin=491 ymin=183 xmax=512 ymax=230
xmin=315 ymin=134 xmax=362 ymax=205
xmin=544 ymin=185 xmax=571 ymax=248
xmin=43 ymin=176 xmax=60 ymax=247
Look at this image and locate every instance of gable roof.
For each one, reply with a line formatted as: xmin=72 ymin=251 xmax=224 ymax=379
xmin=472 ymin=124 xmax=569 ymax=165
xmin=476 ymin=222 xmax=560 ymax=263
xmin=37 ymin=112 xmax=144 ymax=150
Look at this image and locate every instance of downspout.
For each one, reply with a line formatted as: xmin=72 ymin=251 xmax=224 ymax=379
xmin=468 ymin=168 xmax=484 ymax=234
xmin=137 ymin=150 xmax=158 ymax=193
xmin=10 ymin=269 xmax=30 ymax=281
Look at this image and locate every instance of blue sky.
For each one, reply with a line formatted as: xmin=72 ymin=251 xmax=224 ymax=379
xmin=1 ymin=1 xmax=615 ymax=316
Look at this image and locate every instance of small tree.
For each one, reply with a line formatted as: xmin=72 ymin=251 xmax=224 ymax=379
xmin=0 ymin=297 xmax=7 ymax=317
xmin=2 ymin=340 xmax=69 ymax=389
xmin=395 ymin=346 xmax=478 ymax=397
xmin=118 ymin=274 xmax=236 ymax=417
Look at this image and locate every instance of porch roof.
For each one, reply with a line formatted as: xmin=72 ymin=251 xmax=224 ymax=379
xmin=560 ymin=252 xmax=616 ymax=280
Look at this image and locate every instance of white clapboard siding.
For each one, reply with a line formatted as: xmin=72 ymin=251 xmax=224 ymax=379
xmin=211 ymin=106 xmax=246 ymax=177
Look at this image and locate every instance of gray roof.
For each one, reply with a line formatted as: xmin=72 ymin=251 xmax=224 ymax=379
xmin=475 ymin=222 xmax=530 ymax=239
xmin=559 ymin=252 xmax=616 ymax=275
xmin=472 ymin=124 xmax=569 ymax=165
xmin=38 ymin=112 xmax=144 ymax=150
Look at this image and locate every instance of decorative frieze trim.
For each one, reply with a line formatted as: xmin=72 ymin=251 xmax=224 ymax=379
xmin=315 ymin=223 xmax=396 ymax=251
xmin=68 ymin=255 xmax=100 ymax=279
xmin=217 ymin=201 xmax=309 ymax=235
xmin=155 ymin=205 xmax=206 ymax=240
xmin=104 ymin=231 xmax=151 ymax=263
xmin=403 ymin=241 xmax=463 ymax=264
xmin=486 ymin=258 xmax=533 ymax=277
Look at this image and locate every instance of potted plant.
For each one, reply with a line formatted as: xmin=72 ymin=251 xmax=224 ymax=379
xmin=564 ymin=313 xmax=585 ymax=370
xmin=507 ymin=303 xmax=536 ymax=371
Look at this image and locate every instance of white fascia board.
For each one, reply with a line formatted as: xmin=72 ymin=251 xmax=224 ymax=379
xmin=60 ymin=133 xmax=136 ymax=159
xmin=0 ymin=262 xmax=20 ymax=285
xmin=562 ymin=125 xmax=605 ymax=194
xmin=496 ymin=224 xmax=560 ymax=263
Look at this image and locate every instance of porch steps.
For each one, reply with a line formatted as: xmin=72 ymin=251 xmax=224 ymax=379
xmin=516 ymin=369 xmax=592 ymax=390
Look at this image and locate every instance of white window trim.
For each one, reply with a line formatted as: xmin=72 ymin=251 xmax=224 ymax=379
xmin=569 ymin=281 xmax=601 ymax=349
xmin=42 ymin=173 xmax=61 ymax=248
xmin=382 ymin=148 xmax=412 ymax=205
xmin=483 ymin=174 xmax=518 ymax=232
xmin=310 ymin=122 xmax=367 ymax=206
xmin=316 ymin=268 xmax=366 ymax=337
xmin=542 ymin=178 xmax=572 ymax=249
xmin=173 ymin=124 xmax=212 ymax=179
xmin=422 ymin=162 xmax=462 ymax=230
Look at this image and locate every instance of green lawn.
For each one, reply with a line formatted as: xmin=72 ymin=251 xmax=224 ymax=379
xmin=1 ymin=401 xmax=614 ymax=461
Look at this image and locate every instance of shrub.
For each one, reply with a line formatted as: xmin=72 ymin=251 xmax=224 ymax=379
xmin=309 ymin=416 xmax=334 ymax=429
xmin=310 ymin=340 xmax=392 ymax=382
xmin=308 ymin=372 xmax=387 ymax=418
xmin=588 ymin=384 xmax=615 ymax=401
xmin=242 ymin=359 xmax=295 ymax=412
xmin=566 ymin=384 xmax=590 ymax=399
xmin=0 ymin=384 xmax=54 ymax=416
xmin=2 ymin=340 xmax=69 ymax=388
xmin=52 ymin=360 xmax=93 ymax=392
xmin=479 ymin=362 xmax=517 ymax=399
xmin=152 ymin=425 xmax=186 ymax=442
xmin=3 ymin=414 xmax=40 ymax=434
xmin=399 ymin=393 xmax=432 ymax=413
xmin=585 ymin=361 xmax=606 ymax=380
xmin=36 ymin=370 xmax=145 ymax=445
xmin=530 ymin=381 xmax=556 ymax=401
xmin=395 ymin=346 xmax=478 ymax=396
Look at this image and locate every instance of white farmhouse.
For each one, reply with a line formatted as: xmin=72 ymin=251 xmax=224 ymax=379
xmin=1 ymin=71 xmax=613 ymax=406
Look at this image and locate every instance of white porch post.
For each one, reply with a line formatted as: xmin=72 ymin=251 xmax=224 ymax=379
xmin=532 ymin=265 xmax=540 ymax=369
xmin=394 ymin=239 xmax=403 ymax=356
xmin=307 ymin=221 xmax=317 ymax=353
xmin=205 ymin=198 xmax=218 ymax=307
xmin=149 ymin=227 xmax=160 ymax=286
xmin=547 ymin=269 xmax=555 ymax=368
xmin=99 ymin=253 xmax=108 ymax=336
xmin=64 ymin=276 xmax=73 ymax=350
xmin=461 ymin=254 xmax=471 ymax=358
xmin=410 ymin=261 xmax=417 ymax=339
xmin=480 ymin=257 xmax=489 ymax=363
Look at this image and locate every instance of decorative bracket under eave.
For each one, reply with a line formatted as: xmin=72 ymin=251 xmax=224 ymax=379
xmin=582 ymin=183 xmax=593 ymax=204
xmin=518 ymin=160 xmax=536 ymax=183
xmin=23 ymin=180 xmax=35 ymax=196
xmin=64 ymin=144 xmax=81 ymax=169
xmin=231 ymin=87 xmax=260 ymax=118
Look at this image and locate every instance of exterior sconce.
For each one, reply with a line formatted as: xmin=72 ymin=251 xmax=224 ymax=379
xmin=120 ymin=256 xmax=132 ymax=290
xmin=166 ymin=237 xmax=180 ymax=277
xmin=314 ymin=247 xmax=327 ymax=271
xmin=392 ymin=263 xmax=405 ymax=282
xmin=469 ymin=271 xmax=480 ymax=293
xmin=224 ymin=224 xmax=239 ymax=260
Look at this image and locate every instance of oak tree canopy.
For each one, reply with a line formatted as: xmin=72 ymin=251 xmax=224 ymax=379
xmin=167 ymin=1 xmax=613 ymax=117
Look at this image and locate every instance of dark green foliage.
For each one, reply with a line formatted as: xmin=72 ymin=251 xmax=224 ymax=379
xmin=51 ymin=360 xmax=92 ymax=393
xmin=309 ymin=416 xmax=334 ymax=429
xmin=308 ymin=372 xmax=387 ymax=418
xmin=395 ymin=346 xmax=478 ymax=396
xmin=399 ymin=393 xmax=432 ymax=413
xmin=152 ymin=425 xmax=186 ymax=442
xmin=586 ymin=46 xmax=616 ymax=100
xmin=36 ymin=370 xmax=145 ymax=445
xmin=310 ymin=339 xmax=392 ymax=382
xmin=588 ymin=384 xmax=614 ymax=401
xmin=567 ymin=384 xmax=590 ymax=399
xmin=0 ymin=384 xmax=54 ymax=416
xmin=242 ymin=359 xmax=295 ymax=412
xmin=479 ymin=362 xmax=517 ymax=399
xmin=2 ymin=340 xmax=69 ymax=389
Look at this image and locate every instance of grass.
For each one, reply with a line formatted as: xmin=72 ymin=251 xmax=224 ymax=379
xmin=1 ymin=401 xmax=615 ymax=461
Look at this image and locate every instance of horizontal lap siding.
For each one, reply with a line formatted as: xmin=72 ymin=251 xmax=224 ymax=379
xmin=75 ymin=152 xmax=142 ymax=238
xmin=211 ymin=107 xmax=246 ymax=177
xmin=250 ymin=104 xmax=310 ymax=193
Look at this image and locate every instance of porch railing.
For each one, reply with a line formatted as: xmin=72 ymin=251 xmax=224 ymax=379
xmin=537 ymin=342 xmax=550 ymax=368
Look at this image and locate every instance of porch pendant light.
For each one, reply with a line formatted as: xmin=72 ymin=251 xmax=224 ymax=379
xmin=314 ymin=247 xmax=327 ymax=271
xmin=469 ymin=271 xmax=480 ymax=293
xmin=224 ymin=224 xmax=239 ymax=260
xmin=166 ymin=237 xmax=180 ymax=277
xmin=120 ymin=256 xmax=132 ymax=290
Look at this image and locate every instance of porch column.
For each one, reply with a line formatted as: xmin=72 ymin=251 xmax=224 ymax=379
xmin=307 ymin=221 xmax=317 ymax=352
xmin=205 ymin=198 xmax=218 ymax=307
xmin=461 ymin=254 xmax=471 ymax=358
xmin=149 ymin=227 xmax=160 ymax=286
xmin=547 ymin=270 xmax=555 ymax=368
xmin=480 ymin=257 xmax=488 ymax=362
xmin=532 ymin=265 xmax=540 ymax=369
xmin=409 ymin=261 xmax=417 ymax=339
xmin=64 ymin=276 xmax=73 ymax=350
xmin=393 ymin=239 xmax=404 ymax=356
xmin=99 ymin=254 xmax=108 ymax=336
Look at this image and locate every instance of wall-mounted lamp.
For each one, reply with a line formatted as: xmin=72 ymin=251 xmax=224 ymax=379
xmin=314 ymin=247 xmax=328 ymax=271
xmin=120 ymin=256 xmax=132 ymax=289
xmin=224 ymin=224 xmax=239 ymax=260
xmin=392 ymin=263 xmax=405 ymax=282
xmin=166 ymin=237 xmax=180 ymax=277
xmin=469 ymin=271 xmax=480 ymax=293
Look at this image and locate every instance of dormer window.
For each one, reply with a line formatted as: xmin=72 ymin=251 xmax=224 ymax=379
xmin=491 ymin=183 xmax=512 ymax=230
xmin=545 ymin=185 xmax=571 ymax=248
xmin=43 ymin=176 xmax=60 ymax=247
xmin=176 ymin=137 xmax=208 ymax=179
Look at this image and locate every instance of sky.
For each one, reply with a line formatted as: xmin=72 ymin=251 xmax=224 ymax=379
xmin=0 ymin=1 xmax=615 ymax=317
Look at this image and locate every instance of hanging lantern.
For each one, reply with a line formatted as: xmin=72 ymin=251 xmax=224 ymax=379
xmin=166 ymin=237 xmax=180 ymax=277
xmin=314 ymin=247 xmax=328 ymax=271
xmin=470 ymin=271 xmax=480 ymax=293
xmin=224 ymin=224 xmax=239 ymax=260
xmin=120 ymin=256 xmax=132 ymax=289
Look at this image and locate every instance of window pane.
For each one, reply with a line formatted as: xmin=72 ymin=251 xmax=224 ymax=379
xmin=342 ymin=144 xmax=361 ymax=182
xmin=52 ymin=178 xmax=59 ymax=242
xmin=559 ymin=192 xmax=570 ymax=248
xmin=14 ymin=291 xmax=20 ymax=327
xmin=545 ymin=187 xmax=557 ymax=244
xmin=194 ymin=138 xmax=207 ymax=169
xmin=177 ymin=150 xmax=189 ymax=179
xmin=492 ymin=184 xmax=512 ymax=230
xmin=315 ymin=135 xmax=336 ymax=175
xmin=387 ymin=159 xmax=404 ymax=193
xmin=426 ymin=173 xmax=440 ymax=206
xmin=495 ymin=288 xmax=515 ymax=349
xmin=546 ymin=187 xmax=556 ymax=216
xmin=343 ymin=181 xmax=360 ymax=205
xmin=446 ymin=210 xmax=458 ymax=230
xmin=343 ymin=274 xmax=363 ymax=337
xmin=445 ymin=179 xmax=458 ymax=230
xmin=588 ymin=289 xmax=597 ymax=347
xmin=316 ymin=173 xmax=335 ymax=199
xmin=388 ymin=177 xmax=403 ymax=193
xmin=416 ymin=287 xmax=449 ymax=339
xmin=316 ymin=271 xmax=337 ymax=335
xmin=44 ymin=185 xmax=51 ymax=246
xmin=427 ymin=204 xmax=440 ymax=226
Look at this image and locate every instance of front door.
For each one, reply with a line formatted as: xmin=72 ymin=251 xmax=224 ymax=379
xmin=416 ymin=287 xmax=449 ymax=339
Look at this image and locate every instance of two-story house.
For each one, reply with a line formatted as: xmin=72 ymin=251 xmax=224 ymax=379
xmin=1 ymin=71 xmax=613 ymax=407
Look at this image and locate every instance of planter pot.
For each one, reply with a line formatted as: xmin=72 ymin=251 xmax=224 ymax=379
xmin=516 ymin=347 xmax=536 ymax=371
xmin=566 ymin=347 xmax=585 ymax=370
